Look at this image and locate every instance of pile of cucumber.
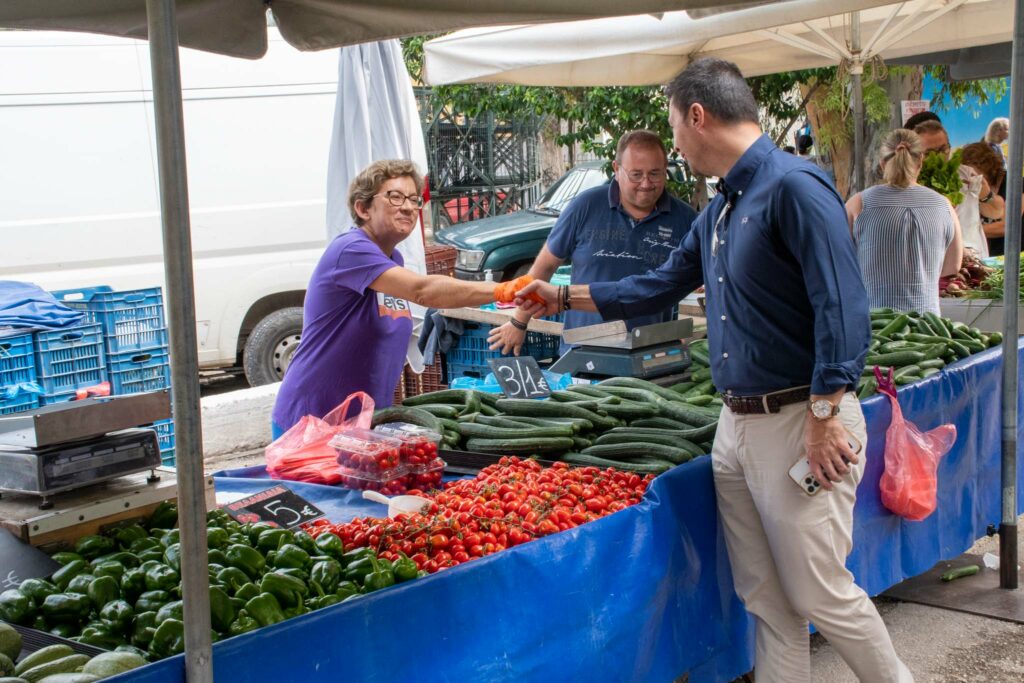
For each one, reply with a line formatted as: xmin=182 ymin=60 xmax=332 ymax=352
xmin=371 ymin=375 xmax=722 ymax=476
xmin=859 ymin=308 xmax=1002 ymax=398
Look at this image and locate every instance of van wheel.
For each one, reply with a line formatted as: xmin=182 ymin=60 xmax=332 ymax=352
xmin=243 ymin=307 xmax=303 ymax=386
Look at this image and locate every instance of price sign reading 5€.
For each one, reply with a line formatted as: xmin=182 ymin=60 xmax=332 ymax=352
xmin=488 ymin=356 xmax=551 ymax=399
xmin=223 ymin=485 xmax=326 ymax=529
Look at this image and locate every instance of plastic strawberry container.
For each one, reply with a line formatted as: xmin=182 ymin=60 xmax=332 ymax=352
xmin=338 ymin=469 xmax=409 ymax=495
xmin=329 ymin=428 xmax=406 ymax=479
xmin=372 ymin=422 xmax=442 ymax=469
xmin=403 ymin=457 xmax=446 ymax=492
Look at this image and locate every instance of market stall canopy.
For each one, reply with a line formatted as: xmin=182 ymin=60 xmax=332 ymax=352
xmin=891 ymin=41 xmax=1012 ymax=79
xmin=0 ymin=0 xmax=755 ymax=59
xmin=424 ymin=0 xmax=1012 ymax=85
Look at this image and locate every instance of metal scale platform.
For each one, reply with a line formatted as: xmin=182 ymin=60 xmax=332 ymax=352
xmin=0 ymin=392 xmax=170 ymax=509
xmin=549 ymin=318 xmax=694 ymax=381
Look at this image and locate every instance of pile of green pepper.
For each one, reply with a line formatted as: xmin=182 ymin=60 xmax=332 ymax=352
xmin=0 ymin=501 xmax=422 ymax=662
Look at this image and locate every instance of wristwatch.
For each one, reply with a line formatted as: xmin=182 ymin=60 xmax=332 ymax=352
xmin=808 ymin=398 xmax=840 ymax=420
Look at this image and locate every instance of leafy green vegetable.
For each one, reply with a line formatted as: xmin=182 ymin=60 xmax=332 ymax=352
xmin=968 ymin=254 xmax=1024 ymax=302
xmin=918 ymin=150 xmax=964 ymax=206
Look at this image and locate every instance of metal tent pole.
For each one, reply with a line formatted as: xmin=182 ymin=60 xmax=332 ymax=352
xmin=145 ymin=0 xmax=214 ymax=676
xmin=999 ymin=0 xmax=1024 ymax=591
xmin=850 ymin=11 xmax=865 ymax=194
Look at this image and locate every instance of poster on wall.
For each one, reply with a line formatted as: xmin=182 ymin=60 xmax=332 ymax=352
xmin=901 ymin=100 xmax=930 ymax=125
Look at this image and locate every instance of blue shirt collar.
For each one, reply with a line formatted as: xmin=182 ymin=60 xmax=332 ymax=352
xmin=717 ymin=134 xmax=776 ymax=201
xmin=607 ymin=181 xmax=672 ymax=215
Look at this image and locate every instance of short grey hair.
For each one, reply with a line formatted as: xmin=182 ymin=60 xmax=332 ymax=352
xmin=664 ymin=57 xmax=759 ymax=125
xmin=984 ymin=117 xmax=1009 ymax=144
xmin=348 ymin=159 xmax=424 ymax=226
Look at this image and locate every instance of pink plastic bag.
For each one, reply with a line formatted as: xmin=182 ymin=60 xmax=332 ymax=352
xmin=875 ymin=368 xmax=956 ymax=521
xmin=265 ymin=392 xmax=374 ymax=485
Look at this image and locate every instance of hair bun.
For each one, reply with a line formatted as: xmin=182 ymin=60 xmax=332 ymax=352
xmin=895 ymin=142 xmax=910 ymax=152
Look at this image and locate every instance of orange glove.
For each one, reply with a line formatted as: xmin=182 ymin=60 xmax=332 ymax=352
xmin=494 ymin=275 xmax=545 ymax=305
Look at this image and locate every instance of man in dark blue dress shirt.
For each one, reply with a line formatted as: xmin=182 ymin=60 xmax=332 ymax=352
xmin=517 ymin=58 xmax=912 ymax=682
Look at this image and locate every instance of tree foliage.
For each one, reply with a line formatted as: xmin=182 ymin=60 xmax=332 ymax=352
xmin=925 ymin=67 xmax=1008 ymax=116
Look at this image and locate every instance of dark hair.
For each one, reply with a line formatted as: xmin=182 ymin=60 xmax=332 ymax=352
xmin=797 ymin=134 xmax=814 ymax=154
xmin=903 ymin=110 xmax=941 ymax=130
xmin=783 ymin=145 xmax=796 ymax=154
xmin=913 ymin=119 xmax=947 ymax=138
xmin=615 ymin=130 xmax=668 ymax=161
xmin=664 ymin=57 xmax=759 ymax=125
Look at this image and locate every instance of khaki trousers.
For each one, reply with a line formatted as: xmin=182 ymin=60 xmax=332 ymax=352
xmin=712 ymin=392 xmax=913 ymax=682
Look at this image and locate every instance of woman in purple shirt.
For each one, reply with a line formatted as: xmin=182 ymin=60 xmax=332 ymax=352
xmin=271 ymin=160 xmax=497 ymax=437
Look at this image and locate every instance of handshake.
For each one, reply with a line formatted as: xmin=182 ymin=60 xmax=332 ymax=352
xmin=493 ymin=275 xmax=562 ymax=318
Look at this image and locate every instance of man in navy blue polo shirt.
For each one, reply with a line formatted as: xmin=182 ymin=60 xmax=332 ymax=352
xmin=488 ymin=130 xmax=697 ymax=355
xmin=517 ymin=58 xmax=912 ymax=682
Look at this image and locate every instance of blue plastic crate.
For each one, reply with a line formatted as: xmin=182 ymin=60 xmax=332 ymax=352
xmin=52 ymin=286 xmax=167 ymax=354
xmin=153 ymin=418 xmax=175 ymax=466
xmin=0 ymin=333 xmax=37 ymax=387
xmin=445 ymin=321 xmax=559 ymax=382
xmin=33 ymin=324 xmax=107 ymax=405
xmin=0 ymin=392 xmax=39 ymax=415
xmin=108 ymin=348 xmax=170 ymax=395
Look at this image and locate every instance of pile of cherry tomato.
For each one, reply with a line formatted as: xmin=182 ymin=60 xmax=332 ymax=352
xmin=308 ymin=457 xmax=652 ymax=574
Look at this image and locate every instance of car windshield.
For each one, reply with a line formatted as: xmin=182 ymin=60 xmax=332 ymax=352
xmin=533 ymin=167 xmax=607 ymax=214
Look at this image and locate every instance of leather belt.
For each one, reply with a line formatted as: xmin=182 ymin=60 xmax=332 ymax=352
xmin=722 ymin=386 xmax=811 ymax=415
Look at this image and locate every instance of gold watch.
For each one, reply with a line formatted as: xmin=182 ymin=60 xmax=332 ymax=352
xmin=808 ymin=398 xmax=840 ymax=420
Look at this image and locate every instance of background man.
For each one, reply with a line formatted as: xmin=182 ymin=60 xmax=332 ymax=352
xmin=517 ymin=57 xmax=912 ymax=682
xmin=487 ymin=130 xmax=696 ymax=355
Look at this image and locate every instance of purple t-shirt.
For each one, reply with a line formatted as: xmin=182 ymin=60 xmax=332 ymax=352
xmin=272 ymin=228 xmax=413 ymax=430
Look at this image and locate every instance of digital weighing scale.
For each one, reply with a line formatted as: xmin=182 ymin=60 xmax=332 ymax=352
xmin=549 ymin=319 xmax=695 ymax=380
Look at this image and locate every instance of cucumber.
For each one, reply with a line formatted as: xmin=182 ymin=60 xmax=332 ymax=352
xmin=416 ymin=404 xmax=461 ymax=419
xmin=857 ymin=377 xmax=877 ymax=399
xmin=464 ymin=437 xmax=575 ymax=454
xmin=690 ymin=366 xmax=712 ymax=382
xmin=940 ymin=564 xmax=980 ymax=582
xmin=877 ymin=313 xmax=909 ymax=337
xmin=581 ymin=443 xmax=693 ymax=465
xmin=988 ymin=331 xmax=1004 ymax=346
xmin=658 ymin=401 xmax=719 ymax=427
xmin=15 ymin=647 xmax=73 ymax=678
xmin=682 ymin=395 xmax=714 ymax=406
xmin=689 ymin=347 xmax=710 ymax=365
xmin=371 ymin=407 xmax=443 ymax=434
xmin=456 ymin=412 xmax=479 ymax=423
xmin=502 ymin=416 xmax=592 ymax=433
xmin=870 ymin=307 xmax=896 ymax=318
xmin=920 ymin=367 xmax=941 ymax=378
xmin=668 ymin=382 xmax=696 ymax=395
xmin=565 ymin=385 xmax=615 ymax=399
xmin=588 ymin=385 xmax=660 ymax=404
xmin=438 ymin=417 xmax=461 ymax=433
xmin=495 ymin=399 xmax=619 ymax=430
xmin=923 ymin=312 xmax=951 ymax=338
xmin=870 ymin=318 xmax=890 ymax=330
xmin=679 ymin=379 xmax=715 ymax=398
xmin=561 ymin=452 xmax=673 ymax=474
xmin=572 ymin=436 xmax=593 ymax=451
xmin=20 ymin=656 xmax=91 ymax=683
xmin=478 ymin=402 xmax=500 ymax=416
xmin=878 ymin=340 xmax=914 ymax=353
xmin=895 ymin=374 xmax=922 ymax=385
xmin=597 ymin=376 xmax=687 ymax=403
xmin=474 ymin=414 xmax=533 ymax=429
xmin=593 ymin=400 xmax=659 ymax=420
xmin=81 ymin=651 xmax=147 ymax=678
xmin=593 ymin=432 xmax=705 ymax=456
xmin=921 ymin=343 xmax=949 ymax=360
xmin=457 ymin=422 xmax=574 ymax=439
xmin=892 ymin=364 xmax=921 ymax=380
xmin=402 ymin=389 xmax=476 ymax=407
xmin=918 ymin=359 xmax=946 ymax=369
xmin=629 ymin=417 xmax=692 ymax=430
xmin=864 ymin=350 xmax=926 ymax=367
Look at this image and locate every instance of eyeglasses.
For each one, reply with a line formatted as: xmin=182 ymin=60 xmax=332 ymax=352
xmin=621 ymin=169 xmax=666 ymax=184
xmin=374 ymin=191 xmax=424 ymax=209
xmin=926 ymin=144 xmax=951 ymax=157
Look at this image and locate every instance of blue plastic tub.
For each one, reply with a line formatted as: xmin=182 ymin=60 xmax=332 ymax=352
xmin=33 ymin=324 xmax=107 ymax=405
xmin=52 ymin=286 xmax=167 ymax=354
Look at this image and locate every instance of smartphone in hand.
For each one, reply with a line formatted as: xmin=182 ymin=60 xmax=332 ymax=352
xmin=789 ymin=432 xmax=862 ymax=496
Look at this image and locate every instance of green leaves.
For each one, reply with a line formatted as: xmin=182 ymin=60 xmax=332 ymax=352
xmin=919 ymin=149 xmax=964 ymax=206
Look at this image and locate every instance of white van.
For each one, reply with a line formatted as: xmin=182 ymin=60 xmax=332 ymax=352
xmin=0 ymin=28 xmax=339 ymax=385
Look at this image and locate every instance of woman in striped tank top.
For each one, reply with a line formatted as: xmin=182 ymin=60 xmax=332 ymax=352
xmin=845 ymin=128 xmax=963 ymax=315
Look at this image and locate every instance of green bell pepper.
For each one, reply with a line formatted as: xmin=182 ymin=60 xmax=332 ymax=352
xmin=227 ymin=609 xmax=260 ymax=637
xmin=131 ymin=610 xmax=158 ymax=648
xmin=363 ymin=555 xmax=395 ymax=592
xmin=225 ymin=544 xmax=266 ymax=579
xmin=233 ymin=582 xmax=260 ymax=602
xmin=134 ymin=589 xmax=170 ymax=613
xmin=227 ymin=533 xmax=250 ymax=546
xmin=0 ymin=589 xmax=34 ymax=624
xmin=40 ymin=592 xmax=91 ymax=623
xmin=272 ymin=567 xmax=309 ymax=583
xmin=18 ymin=578 xmax=58 ymax=606
xmin=309 ymin=559 xmax=342 ymax=594
xmin=129 ymin=537 xmax=161 ymax=553
xmin=256 ymin=528 xmax=292 ymax=553
xmin=51 ymin=551 xmax=84 ymax=566
xmin=290 ymin=530 xmax=317 ymax=556
xmin=31 ymin=613 xmax=47 ymax=630
xmin=92 ymin=561 xmax=127 ymax=582
xmin=163 ymin=543 xmax=182 ymax=573
xmin=341 ymin=546 xmax=375 ymax=565
xmin=99 ymin=599 xmax=134 ymax=633
xmin=78 ymin=621 xmax=125 ymax=649
xmin=335 ymin=580 xmax=361 ymax=601
xmin=271 ymin=543 xmax=309 ymax=570
xmin=158 ymin=529 xmax=181 ymax=548
xmin=245 ymin=522 xmax=276 ymax=545
xmin=207 ymin=508 xmax=232 ymax=527
xmin=74 ymin=534 xmax=116 ymax=560
xmin=51 ymin=559 xmax=89 ymax=589
xmin=149 ymin=618 xmax=186 ymax=658
xmin=87 ymin=574 xmax=121 ymax=609
xmin=342 ymin=557 xmax=373 ymax=584
xmin=121 ymin=567 xmax=148 ymax=604
xmin=207 ymin=549 xmax=229 ymax=567
xmin=314 ymin=532 xmax=345 ymax=560
xmin=144 ymin=564 xmax=179 ymax=592
xmin=309 ymin=593 xmax=344 ymax=610
xmin=67 ymin=573 xmax=97 ymax=595
xmin=282 ymin=603 xmax=309 ymax=620
xmin=136 ymin=547 xmax=166 ymax=564
xmin=209 ymin=586 xmax=235 ymax=633
xmin=207 ymin=527 xmax=230 ymax=549
xmin=113 ymin=523 xmax=149 ymax=549
xmin=393 ymin=553 xmax=419 ymax=583
xmin=90 ymin=551 xmax=140 ymax=569
xmin=259 ymin=572 xmax=307 ymax=609
xmin=245 ymin=592 xmax=286 ymax=628
xmin=215 ymin=566 xmax=251 ymax=594
xmin=50 ymin=623 xmax=78 ymax=638
xmin=155 ymin=599 xmax=183 ymax=623
xmin=229 ymin=596 xmax=246 ymax=613
xmin=146 ymin=500 xmax=178 ymax=530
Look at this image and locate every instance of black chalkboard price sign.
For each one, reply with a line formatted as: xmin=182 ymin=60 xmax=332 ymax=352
xmin=488 ymin=356 xmax=551 ymax=399
xmin=223 ymin=485 xmax=326 ymax=529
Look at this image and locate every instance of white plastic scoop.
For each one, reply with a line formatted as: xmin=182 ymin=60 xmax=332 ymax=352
xmin=361 ymin=490 xmax=431 ymax=518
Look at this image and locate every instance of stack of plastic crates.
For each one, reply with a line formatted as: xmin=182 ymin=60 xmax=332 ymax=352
xmin=33 ymin=324 xmax=107 ymax=405
xmin=446 ymin=321 xmax=560 ymax=383
xmin=0 ymin=333 xmax=40 ymax=415
xmin=52 ymin=286 xmax=175 ymax=465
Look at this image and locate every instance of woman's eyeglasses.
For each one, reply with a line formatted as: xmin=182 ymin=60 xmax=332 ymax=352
xmin=375 ymin=191 xmax=424 ymax=209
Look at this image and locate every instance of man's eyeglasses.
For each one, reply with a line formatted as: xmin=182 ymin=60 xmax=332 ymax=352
xmin=622 ymin=169 xmax=666 ymax=184
xmin=375 ymin=191 xmax=425 ymax=209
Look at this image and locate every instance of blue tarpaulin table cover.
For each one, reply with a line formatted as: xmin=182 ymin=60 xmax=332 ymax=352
xmin=110 ymin=342 xmax=1024 ymax=683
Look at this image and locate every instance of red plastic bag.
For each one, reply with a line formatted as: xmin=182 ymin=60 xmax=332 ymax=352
xmin=265 ymin=392 xmax=374 ymax=485
xmin=875 ymin=368 xmax=956 ymax=521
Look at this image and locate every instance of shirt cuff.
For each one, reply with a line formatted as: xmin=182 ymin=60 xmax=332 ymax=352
xmin=589 ymin=281 xmax=627 ymax=320
xmin=812 ymin=360 xmax=864 ymax=395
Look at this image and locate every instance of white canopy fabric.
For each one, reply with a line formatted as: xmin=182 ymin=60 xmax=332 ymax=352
xmin=0 ymin=0 xmax=732 ymax=59
xmin=424 ymin=0 xmax=1011 ymax=86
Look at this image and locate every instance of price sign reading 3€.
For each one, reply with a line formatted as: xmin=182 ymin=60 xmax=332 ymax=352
xmin=488 ymin=356 xmax=551 ymax=399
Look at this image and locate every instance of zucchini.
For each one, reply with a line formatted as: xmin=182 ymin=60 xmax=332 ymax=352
xmin=629 ymin=417 xmax=692 ymax=430
xmin=865 ymin=350 xmax=926 ymax=367
xmin=457 ymin=422 xmax=574 ymax=439
xmin=561 ymin=452 xmax=673 ymax=474
xmin=371 ymin=407 xmax=443 ymax=435
xmin=402 ymin=389 xmax=475 ymax=407
xmin=464 ymin=437 xmax=575 ymax=454
xmin=581 ymin=443 xmax=693 ymax=465
xmin=416 ymin=404 xmax=461 ymax=419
